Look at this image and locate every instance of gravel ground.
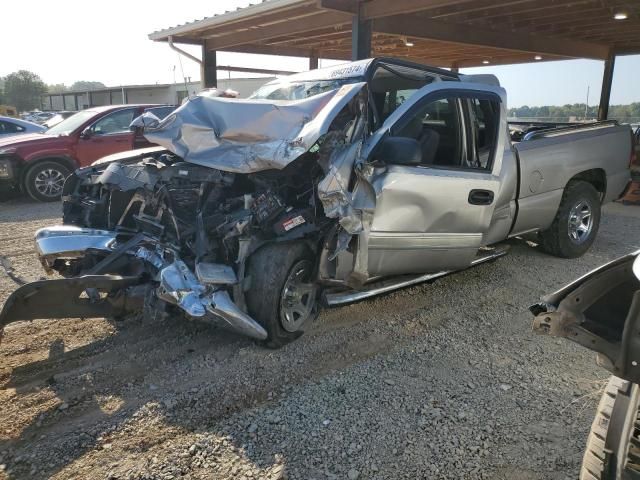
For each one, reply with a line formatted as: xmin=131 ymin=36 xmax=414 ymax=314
xmin=1 ymin=196 xmax=640 ymax=480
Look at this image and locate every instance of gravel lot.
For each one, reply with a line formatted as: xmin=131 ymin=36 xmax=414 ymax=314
xmin=1 ymin=197 xmax=639 ymax=480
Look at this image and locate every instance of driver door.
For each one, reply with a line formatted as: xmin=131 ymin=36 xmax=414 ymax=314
xmin=75 ymin=108 xmax=137 ymax=166
xmin=364 ymin=82 xmax=513 ymax=276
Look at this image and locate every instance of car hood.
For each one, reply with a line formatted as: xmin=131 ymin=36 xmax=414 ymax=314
xmin=0 ymin=132 xmax=59 ymax=149
xmin=141 ymin=82 xmax=367 ymax=174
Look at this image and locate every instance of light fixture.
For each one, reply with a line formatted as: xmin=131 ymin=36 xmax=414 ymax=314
xmin=482 ymin=60 xmax=490 ymax=64
xmin=403 ymin=36 xmax=414 ymax=47
xmin=405 ymin=41 xmax=414 ymax=47
xmin=534 ymin=55 xmax=542 ymax=60
xmin=614 ymin=12 xmax=628 ymax=20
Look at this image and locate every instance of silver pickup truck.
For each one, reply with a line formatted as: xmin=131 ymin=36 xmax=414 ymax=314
xmin=0 ymin=57 xmax=633 ymax=348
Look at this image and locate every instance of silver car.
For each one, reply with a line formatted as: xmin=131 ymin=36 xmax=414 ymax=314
xmin=0 ymin=116 xmax=46 ymax=137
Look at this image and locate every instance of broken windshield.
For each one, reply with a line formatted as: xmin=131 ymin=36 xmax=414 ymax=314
xmin=249 ymin=78 xmax=359 ymax=101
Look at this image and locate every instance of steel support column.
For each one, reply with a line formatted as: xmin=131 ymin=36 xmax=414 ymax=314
xmin=351 ymin=3 xmax=371 ymax=60
xmin=202 ymin=47 xmax=217 ymax=89
xmin=598 ymin=51 xmax=616 ymax=121
xmin=309 ymin=54 xmax=319 ymax=70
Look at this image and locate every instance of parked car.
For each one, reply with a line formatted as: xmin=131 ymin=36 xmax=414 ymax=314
xmin=22 ymin=111 xmax=56 ymax=124
xmin=42 ymin=111 xmax=76 ymax=129
xmin=0 ymin=104 xmax=174 ymax=201
xmin=530 ymin=251 xmax=640 ymax=479
xmin=0 ymin=116 xmax=46 ymax=137
xmin=0 ymin=58 xmax=632 ymax=349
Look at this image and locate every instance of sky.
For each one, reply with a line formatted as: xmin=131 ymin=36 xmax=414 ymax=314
xmin=1 ymin=0 xmax=638 ymax=108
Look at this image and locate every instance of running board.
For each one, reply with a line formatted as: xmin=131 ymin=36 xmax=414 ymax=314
xmin=322 ymin=247 xmax=509 ymax=307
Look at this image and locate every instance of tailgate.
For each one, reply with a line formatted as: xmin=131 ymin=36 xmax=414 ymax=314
xmin=531 ymin=251 xmax=640 ymax=383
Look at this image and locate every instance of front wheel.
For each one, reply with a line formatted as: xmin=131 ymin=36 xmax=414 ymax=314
xmin=24 ymin=161 xmax=71 ymax=202
xmin=245 ymin=242 xmax=318 ymax=348
xmin=538 ymin=180 xmax=601 ymax=258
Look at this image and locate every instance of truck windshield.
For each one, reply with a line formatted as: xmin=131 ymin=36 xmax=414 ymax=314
xmin=46 ymin=111 xmax=96 ymax=136
xmin=249 ymin=78 xmax=358 ymax=100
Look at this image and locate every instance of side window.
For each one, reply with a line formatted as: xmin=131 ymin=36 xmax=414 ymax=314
xmin=0 ymin=121 xmax=23 ymax=133
xmin=392 ymin=95 xmax=499 ymax=171
xmin=144 ymin=106 xmax=175 ymax=120
xmin=92 ymin=109 xmax=135 ymax=135
xmin=394 ymin=97 xmax=465 ymax=168
xmin=467 ymin=98 xmax=500 ymax=170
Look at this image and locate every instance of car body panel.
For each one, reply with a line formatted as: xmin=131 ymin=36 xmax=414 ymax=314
xmin=531 ymin=251 xmax=640 ymax=384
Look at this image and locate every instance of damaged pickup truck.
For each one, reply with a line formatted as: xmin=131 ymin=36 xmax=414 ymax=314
xmin=0 ymin=58 xmax=633 ymax=347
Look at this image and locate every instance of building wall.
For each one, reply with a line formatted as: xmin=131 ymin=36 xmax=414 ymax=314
xmin=40 ymin=76 xmax=276 ymax=111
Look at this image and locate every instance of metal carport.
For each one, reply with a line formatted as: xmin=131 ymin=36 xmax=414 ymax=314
xmin=149 ymin=0 xmax=640 ymax=119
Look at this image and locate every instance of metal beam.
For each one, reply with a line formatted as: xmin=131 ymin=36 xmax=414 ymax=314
xmin=309 ymin=54 xmax=319 ymax=70
xmin=218 ymin=65 xmax=297 ymax=75
xmin=206 ymin=10 xmax=349 ymax=50
xmin=372 ymin=15 xmax=610 ymax=60
xmin=202 ymin=47 xmax=217 ymax=88
xmin=351 ymin=2 xmax=371 ymax=60
xmin=598 ymin=52 xmax=616 ymax=121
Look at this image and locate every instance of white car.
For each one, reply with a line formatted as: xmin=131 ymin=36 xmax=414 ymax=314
xmin=0 ymin=116 xmax=46 ymax=137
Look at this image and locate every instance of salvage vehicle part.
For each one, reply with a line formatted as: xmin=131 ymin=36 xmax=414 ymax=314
xmin=531 ymin=251 xmax=640 ymax=384
xmin=0 ymin=57 xmax=632 ymax=348
xmin=531 ymin=252 xmax=640 ymax=479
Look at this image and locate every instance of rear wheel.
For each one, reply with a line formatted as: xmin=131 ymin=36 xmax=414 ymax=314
xmin=539 ymin=180 xmax=601 ymax=258
xmin=245 ymin=242 xmax=318 ymax=348
xmin=581 ymin=376 xmax=640 ymax=479
xmin=24 ymin=160 xmax=71 ymax=202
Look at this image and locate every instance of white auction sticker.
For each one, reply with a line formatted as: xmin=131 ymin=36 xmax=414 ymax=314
xmin=282 ymin=215 xmax=306 ymax=231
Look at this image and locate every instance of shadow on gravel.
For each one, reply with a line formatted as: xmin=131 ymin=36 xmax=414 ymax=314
xmin=0 ymin=302 xmax=401 ymax=479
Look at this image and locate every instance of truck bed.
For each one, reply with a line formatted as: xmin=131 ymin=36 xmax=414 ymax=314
xmin=509 ymin=120 xmax=632 ymax=235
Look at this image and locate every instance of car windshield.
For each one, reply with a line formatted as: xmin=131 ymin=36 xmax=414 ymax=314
xmin=249 ymin=78 xmax=357 ymax=100
xmin=46 ymin=111 xmax=96 ymax=135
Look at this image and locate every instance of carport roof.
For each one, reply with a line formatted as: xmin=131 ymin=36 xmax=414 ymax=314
xmin=149 ymin=0 xmax=640 ymax=68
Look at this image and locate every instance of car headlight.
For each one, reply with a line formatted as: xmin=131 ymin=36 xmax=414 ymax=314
xmin=0 ymin=147 xmax=16 ymax=155
xmin=0 ymin=159 xmax=13 ymax=178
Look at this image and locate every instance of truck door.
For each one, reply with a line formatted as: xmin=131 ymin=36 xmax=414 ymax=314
xmin=75 ymin=108 xmax=137 ymax=166
xmin=363 ymin=82 xmax=513 ymax=276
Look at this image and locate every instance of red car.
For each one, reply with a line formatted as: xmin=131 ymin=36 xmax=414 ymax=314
xmin=0 ymin=104 xmax=174 ymax=201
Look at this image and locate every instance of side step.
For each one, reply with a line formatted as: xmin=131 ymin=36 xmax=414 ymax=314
xmin=322 ymin=247 xmax=508 ymax=307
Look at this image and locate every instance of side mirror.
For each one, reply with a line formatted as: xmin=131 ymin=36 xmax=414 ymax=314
xmin=374 ymin=136 xmax=422 ymax=166
xmin=80 ymin=127 xmax=93 ymax=139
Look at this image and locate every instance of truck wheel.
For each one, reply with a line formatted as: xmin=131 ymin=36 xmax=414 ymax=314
xmin=539 ymin=180 xmax=601 ymax=258
xmin=24 ymin=161 xmax=71 ymax=202
xmin=580 ymin=376 xmax=640 ymax=480
xmin=245 ymin=242 xmax=318 ymax=348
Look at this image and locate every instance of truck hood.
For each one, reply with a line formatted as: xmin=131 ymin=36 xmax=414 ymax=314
xmin=141 ymin=82 xmax=367 ymax=174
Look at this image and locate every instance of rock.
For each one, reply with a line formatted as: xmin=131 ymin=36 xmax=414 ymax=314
xmin=247 ymin=423 xmax=258 ymax=433
xmin=347 ymin=469 xmax=360 ymax=479
xmin=499 ymin=384 xmax=512 ymax=391
xmin=58 ymin=403 xmax=69 ymax=411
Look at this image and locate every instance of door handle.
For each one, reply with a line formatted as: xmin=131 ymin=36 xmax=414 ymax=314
xmin=468 ymin=189 xmax=494 ymax=205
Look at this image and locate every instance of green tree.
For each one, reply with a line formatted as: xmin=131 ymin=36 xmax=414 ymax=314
xmin=4 ymin=70 xmax=47 ymax=112
xmin=48 ymin=83 xmax=68 ymax=93
xmin=70 ymin=81 xmax=106 ymax=91
xmin=0 ymin=77 xmax=5 ymax=104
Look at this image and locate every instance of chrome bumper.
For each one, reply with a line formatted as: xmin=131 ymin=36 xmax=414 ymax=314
xmin=33 ymin=226 xmax=267 ymax=340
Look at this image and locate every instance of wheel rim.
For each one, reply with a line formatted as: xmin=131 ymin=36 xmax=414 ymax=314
xmin=279 ymin=259 xmax=316 ymax=333
xmin=568 ymin=199 xmax=594 ymax=244
xmin=34 ymin=168 xmax=66 ymax=198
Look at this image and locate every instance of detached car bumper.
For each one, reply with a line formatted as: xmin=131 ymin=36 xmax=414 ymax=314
xmin=531 ymin=250 xmax=640 ymax=383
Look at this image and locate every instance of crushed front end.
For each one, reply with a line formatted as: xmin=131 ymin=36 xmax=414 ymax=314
xmin=0 ymin=83 xmax=372 ymax=344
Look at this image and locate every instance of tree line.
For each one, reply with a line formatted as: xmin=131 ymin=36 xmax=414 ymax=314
xmin=509 ymin=103 xmax=640 ymax=123
xmin=0 ymin=70 xmax=105 ymax=112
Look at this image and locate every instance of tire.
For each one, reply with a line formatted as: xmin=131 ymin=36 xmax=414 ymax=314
xmin=538 ymin=180 xmax=601 ymax=258
xmin=245 ymin=242 xmax=318 ymax=348
xmin=581 ymin=376 xmax=640 ymax=480
xmin=24 ymin=160 xmax=71 ymax=202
